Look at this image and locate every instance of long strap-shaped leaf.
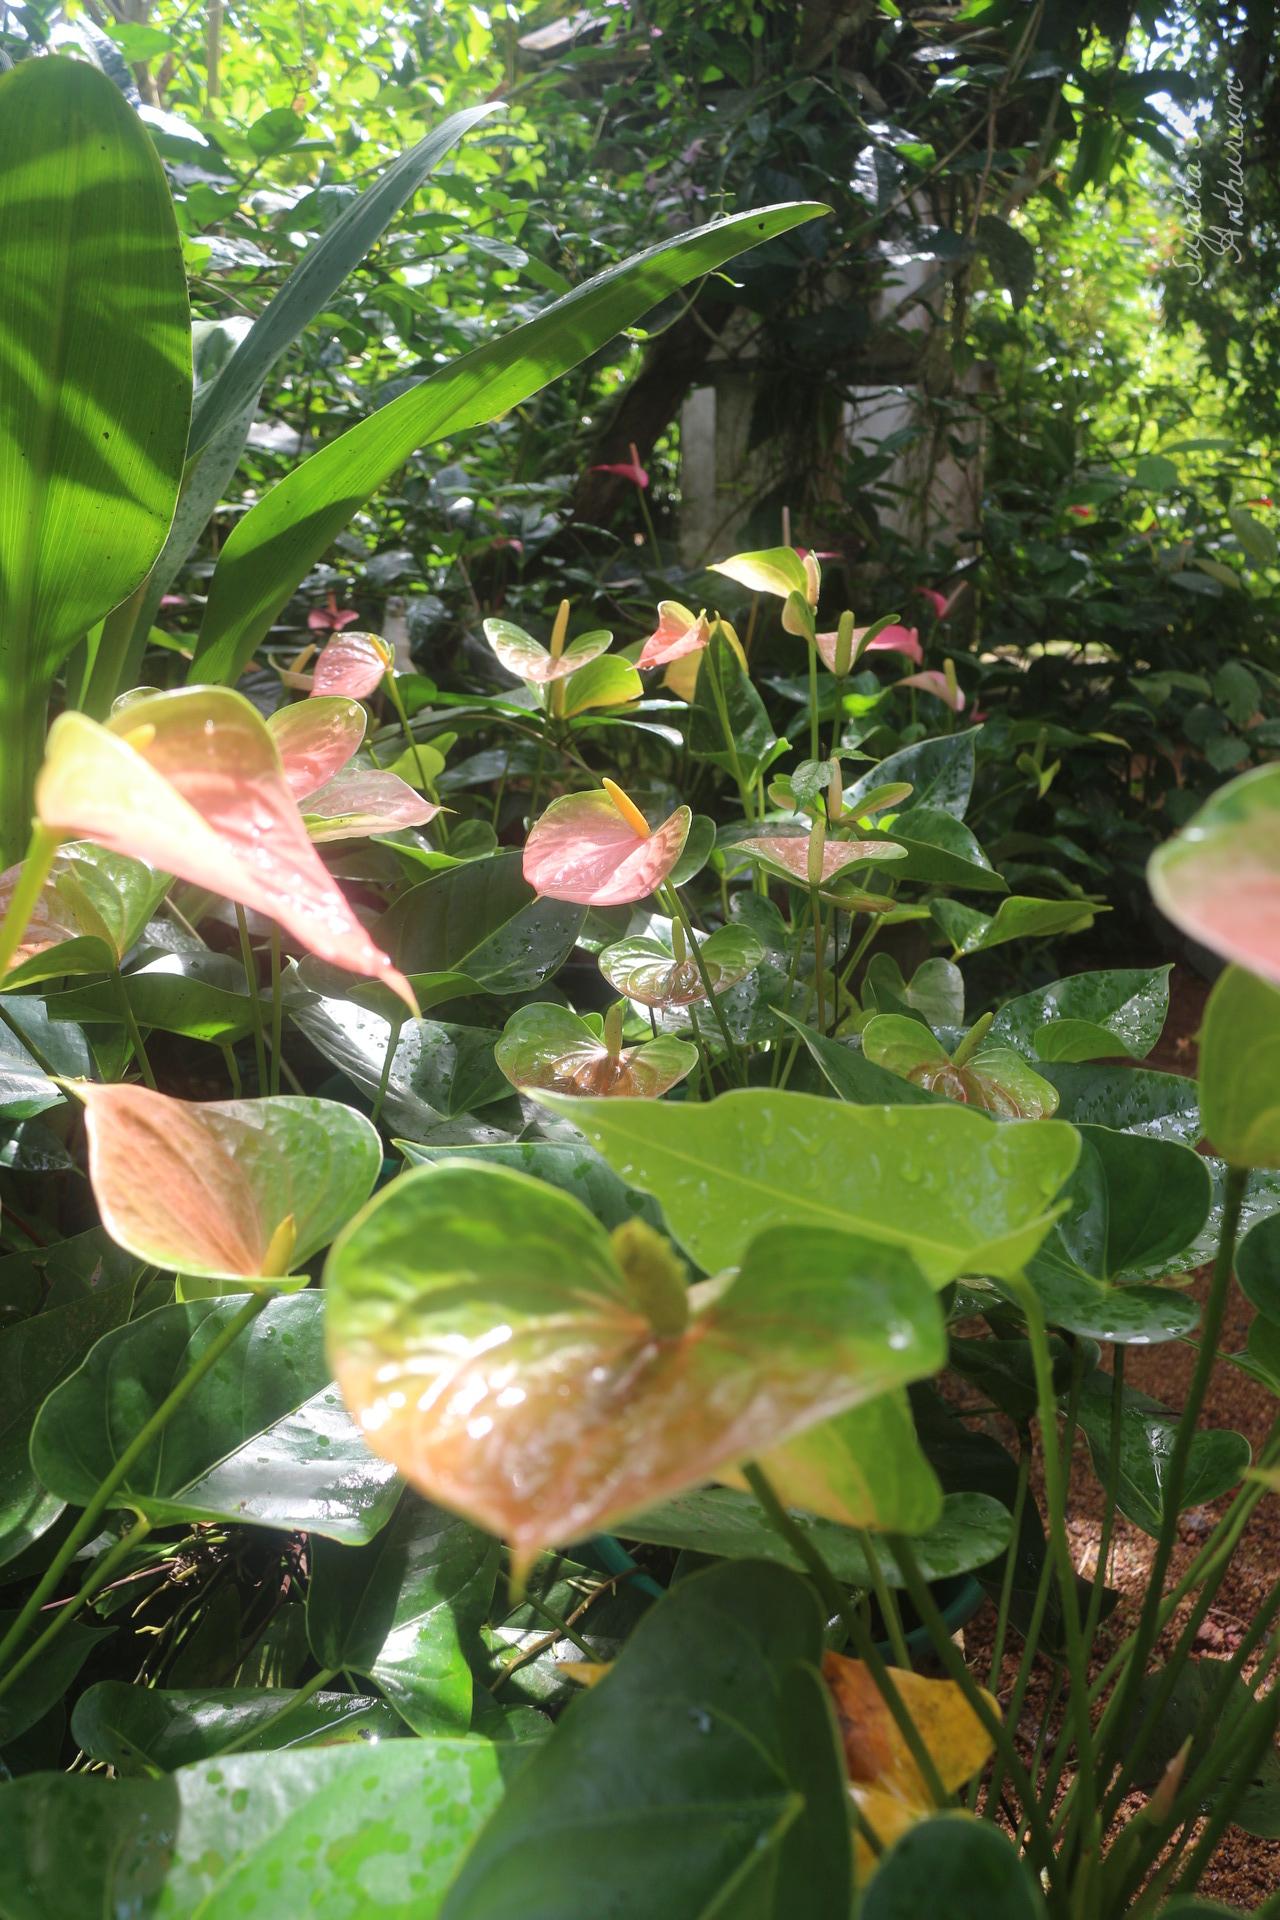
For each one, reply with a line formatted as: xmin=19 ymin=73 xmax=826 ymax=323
xmin=187 ymin=102 xmax=500 ymax=461
xmin=0 ymin=57 xmax=191 ymax=860
xmin=190 ymin=200 xmax=826 ymax=685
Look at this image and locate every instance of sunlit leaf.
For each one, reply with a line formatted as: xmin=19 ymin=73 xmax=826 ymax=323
xmin=733 ymin=831 xmax=905 ymax=894
xmin=34 ymin=689 xmax=416 ymax=1011
xmin=302 ymin=767 xmax=441 ymax=841
xmin=598 ymin=926 xmax=763 ymax=1009
xmin=709 ymin=546 xmax=810 ymax=600
xmin=1148 ymin=763 xmax=1280 ymax=986
xmin=863 ymin=1016 xmax=1060 ymax=1119
xmin=990 ymin=967 xmax=1171 ymax=1064
xmin=325 ymin=1163 xmax=943 ymax=1577
xmin=71 ymin=1682 xmax=402 ymax=1772
xmin=311 ymin=629 xmax=394 ymax=699
xmin=73 ymin=1083 xmax=380 ymax=1286
xmin=482 ymin=618 xmax=611 ymax=685
xmin=495 ymin=1004 xmax=696 ymax=1097
xmin=561 ymin=655 xmax=644 ymax=717
xmin=267 ymin=695 xmax=366 ymax=801
xmin=523 ymin=787 xmax=691 ymax=906
xmin=0 ymin=843 xmax=169 ymax=987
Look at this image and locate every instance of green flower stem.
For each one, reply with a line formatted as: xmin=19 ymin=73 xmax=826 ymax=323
xmin=806 ymin=639 xmax=820 ymax=763
xmin=1167 ymin=1675 xmax=1280 ymax=1899
xmin=998 ymin=1274 xmax=1099 ymax=1876
xmin=809 ymin=881 xmax=827 ymax=1033
xmin=235 ymin=905 xmax=268 ymax=1092
xmin=887 ymin=1532 xmax=1058 ymax=1884
xmin=521 ymin=1589 xmax=599 ymax=1662
xmin=660 ymin=885 xmax=743 ymax=1086
xmin=704 ymin=634 xmax=756 ymax=820
xmin=1083 ymin=1349 xmax=1125 ymax=1653
xmin=967 ymin=1438 xmax=1031 ymax=1814
xmin=980 ymin=1510 xmax=1058 ymax=1821
xmin=268 ymin=927 xmax=283 ymax=1096
xmin=0 ymin=823 xmax=62 ymax=982
xmin=0 ymin=1291 xmax=269 ymax=1686
xmin=384 ymin=668 xmax=447 ymax=848
xmin=685 ymin=1006 xmax=711 ymax=1100
xmin=856 ymin=1530 xmax=911 ymax=1671
xmin=216 ymin=1664 xmax=343 ymax=1757
xmin=110 ymin=965 xmax=156 ymax=1090
xmin=371 ymin=1015 xmax=404 ymax=1130
xmin=741 ymin=1460 xmax=951 ymax=1812
xmin=1094 ymin=1165 xmax=1248 ymax=1792
xmin=0 ymin=1516 xmax=152 ymax=1698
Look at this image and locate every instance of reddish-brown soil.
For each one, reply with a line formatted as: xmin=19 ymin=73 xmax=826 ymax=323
xmin=962 ymin=967 xmax=1279 ymax=1909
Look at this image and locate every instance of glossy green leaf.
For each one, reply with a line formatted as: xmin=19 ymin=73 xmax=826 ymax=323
xmin=0 ymin=58 xmax=190 ymax=854
xmin=495 ymin=1003 xmax=697 ymax=1097
xmin=543 ymin=1089 xmax=1080 ymax=1284
xmin=1237 ymin=1212 xmax=1280 ymax=1320
xmin=850 ymin=807 xmax=1006 ymax=892
xmin=560 ymin=653 xmax=643 ymax=716
xmin=379 ymin=851 xmax=585 ymax=992
xmin=688 ymin=626 xmax=781 ymax=783
xmin=1075 ymin=1369 xmax=1251 ymax=1535
xmin=1199 ymin=965 xmax=1280 ymax=1167
xmin=862 ymin=1016 xmax=1060 ymax=1119
xmin=727 ymin=1391 xmax=942 ymax=1532
xmin=395 ymin=1138 xmax=665 ymax=1232
xmin=0 ymin=1272 xmax=139 ymax=1568
xmin=708 ymin=546 xmax=810 ymax=599
xmin=845 ymin=732 xmax=976 ymax=821
xmin=990 ymin=967 xmax=1171 ymax=1064
xmin=71 ymin=1682 xmax=403 ymax=1773
xmin=75 ymin=1084 xmax=381 ymax=1285
xmin=598 ymin=925 xmax=763 ymax=1009
xmin=286 ymin=997 xmax=514 ymax=1137
xmin=863 ymin=954 xmax=965 ymax=1029
xmin=861 ymin=1815 xmax=1047 ymax=1919
xmin=324 ymin=1163 xmax=943 ymax=1577
xmin=0 ymin=843 xmax=169 ymax=989
xmin=46 ymin=953 xmax=257 ymax=1043
xmin=1127 ymin=1659 xmax=1280 ymax=1836
xmin=1148 ymin=763 xmax=1280 ymax=988
xmin=190 ymin=202 xmax=826 ymax=684
xmin=1042 ymin=1062 xmax=1201 ymax=1143
xmin=440 ymin=1558 xmax=852 ymax=1920
xmin=307 ymin=1491 xmax=497 ymax=1735
xmin=783 ymin=1018 xmax=943 ymax=1107
xmin=0 ymin=1610 xmax=113 ymax=1744
xmin=31 ymin=1293 xmax=401 ymax=1542
xmin=0 ymin=1737 xmax=517 ymax=1919
xmin=932 ymin=895 xmax=1098 ymax=956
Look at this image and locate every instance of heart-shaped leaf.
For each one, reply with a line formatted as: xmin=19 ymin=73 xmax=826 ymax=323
xmin=32 ymin=1292 xmax=401 ymax=1542
xmin=324 ymin=1163 xmax=944 ymax=1577
xmin=847 ymin=808 xmax=1005 ymax=893
xmin=396 ymin=1138 xmax=665 ymax=1233
xmin=73 ymin=1083 xmax=380 ymax=1286
xmin=380 ymin=850 xmax=585 ymax=993
xmin=560 ymin=654 xmax=643 ymax=717
xmin=46 ymin=953 xmax=257 ymax=1045
xmin=1074 ymin=1368 xmax=1251 ymax=1534
xmin=302 ymin=766 xmax=441 ymax=841
xmin=862 ymin=1016 xmax=1060 ymax=1119
xmin=990 ymin=967 xmax=1171 ymax=1064
xmin=523 ymin=788 xmax=691 ymax=906
xmin=723 ymin=1391 xmax=943 ymax=1532
xmin=267 ymin=696 xmax=366 ymax=800
xmin=784 ymin=1019 xmax=943 ymax=1108
xmin=845 ymin=732 xmax=976 ymax=820
xmin=540 ymin=1089 xmax=1080 ymax=1284
xmin=1124 ymin=1659 xmax=1280 ymax=1838
xmin=732 ymin=831 xmax=905 ymax=892
xmin=0 ymin=844 xmax=170 ymax=988
xmin=0 ymin=995 xmax=93 ymax=1119
xmin=34 ymin=689 xmax=416 ymax=1011
xmin=598 ymin=926 xmax=763 ymax=1009
xmin=1237 ymin=1212 xmax=1280 ymax=1320
xmin=307 ymin=1490 xmax=497 ymax=1735
xmin=1198 ymin=965 xmax=1280 ymax=1168
xmin=709 ymin=546 xmax=810 ymax=599
xmin=860 ymin=1815 xmax=1047 ymax=1918
xmin=495 ymin=1004 xmax=697 ymax=1098
xmin=0 ymin=1737 xmax=514 ymax=1919
xmin=482 ymin=618 xmax=612 ymax=685
xmin=1042 ymin=1062 xmax=1201 ymax=1143
xmin=864 ymin=955 xmax=965 ymax=1028
xmin=311 ymin=629 xmax=394 ymax=698
xmin=71 ymin=1682 xmax=402 ymax=1772
xmin=932 ymin=894 xmax=1098 ymax=956
xmin=1148 ymin=763 xmax=1280 ymax=986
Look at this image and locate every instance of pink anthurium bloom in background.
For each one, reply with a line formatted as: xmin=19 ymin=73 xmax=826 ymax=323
xmin=523 ymin=778 xmax=692 ymax=906
xmin=267 ymin=697 xmax=439 ymax=841
xmin=815 ymin=623 xmax=923 ymax=672
xmin=308 ymin=591 xmax=362 ymax=634
xmin=734 ymin=829 xmax=903 ymax=896
xmin=311 ymin=629 xmax=395 ymax=700
xmin=590 ymin=438 xmax=650 ymax=488
xmin=1066 ymin=504 xmax=1095 ymax=520
xmin=900 ymin=665 xmax=966 ymax=713
xmin=268 ymin=696 xmax=368 ymax=802
xmin=637 ymin=601 xmax=711 ymax=669
xmin=33 ymin=688 xmax=417 ymax=1013
xmin=914 ymin=583 xmax=968 ymax=623
xmin=483 ymin=602 xmax=612 ymax=686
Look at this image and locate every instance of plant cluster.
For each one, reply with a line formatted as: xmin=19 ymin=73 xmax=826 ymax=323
xmin=0 ymin=39 xmax=1278 ymax=1920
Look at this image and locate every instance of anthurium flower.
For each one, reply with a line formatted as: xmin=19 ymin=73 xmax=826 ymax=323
xmin=636 ymin=601 xmax=711 ymax=670
xmin=1148 ymin=762 xmax=1280 ymax=988
xmin=709 ymin=545 xmax=814 ymax=605
xmin=33 ymin=688 xmax=417 ymax=1012
xmin=590 ymin=457 xmax=650 ymax=488
xmin=822 ymin=1650 xmax=997 ymax=1879
xmin=815 ymin=623 xmax=923 ymax=672
xmin=267 ymin=697 xmax=439 ymax=842
xmin=1066 ymin=504 xmax=1095 ymax=520
xmin=482 ymin=601 xmax=612 ymax=686
xmin=73 ymin=1081 xmax=380 ymax=1289
xmin=311 ymin=629 xmax=395 ymax=700
xmin=496 ymin=1001 xmax=697 ymax=1097
xmin=323 ymin=1162 xmax=944 ymax=1582
xmin=914 ymin=584 xmax=967 ymax=623
xmin=598 ymin=923 xmax=763 ymax=1010
xmin=899 ymin=664 xmax=966 ymax=712
xmin=523 ymin=779 xmax=692 ymax=906
xmin=733 ymin=829 xmax=905 ymax=895
xmin=268 ymin=696 xmax=369 ymax=802
xmin=308 ymin=591 xmax=361 ymax=634
xmin=863 ymin=1013 xmax=1059 ymax=1119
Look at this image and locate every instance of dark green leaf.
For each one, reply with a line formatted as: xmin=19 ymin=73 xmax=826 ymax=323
xmin=862 ymin=1813 xmax=1047 ymax=1917
xmin=70 ymin=1682 xmax=403 ymax=1773
xmin=1075 ymin=1370 xmax=1251 ymax=1535
xmin=845 ymin=732 xmax=977 ymax=821
xmin=991 ymin=967 xmax=1171 ymax=1064
xmin=378 ymin=851 xmax=585 ymax=993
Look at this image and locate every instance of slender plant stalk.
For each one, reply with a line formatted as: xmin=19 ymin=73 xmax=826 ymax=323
xmin=235 ymin=905 xmax=268 ymax=1092
xmin=809 ymin=882 xmax=827 ymax=1032
xmin=216 ymin=1664 xmax=342 ymax=1756
xmin=110 ymin=965 xmax=156 ymax=1089
xmin=371 ymin=1015 xmax=404 ymax=1129
xmin=856 ymin=1529 xmax=911 ymax=1670
xmin=741 ymin=1461 xmax=952 ymax=1810
xmin=806 ymin=640 xmax=820 ymax=762
xmin=1083 ymin=1349 xmax=1125 ymax=1652
xmin=268 ymin=927 xmax=282 ymax=1096
xmin=0 ymin=1517 xmax=152 ymax=1696
xmin=0 ymin=1292 xmax=269 ymax=1685
xmin=0 ymin=823 xmax=62 ymax=981
xmin=384 ymin=668 xmax=448 ymax=847
xmin=660 ymin=885 xmax=743 ymax=1084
